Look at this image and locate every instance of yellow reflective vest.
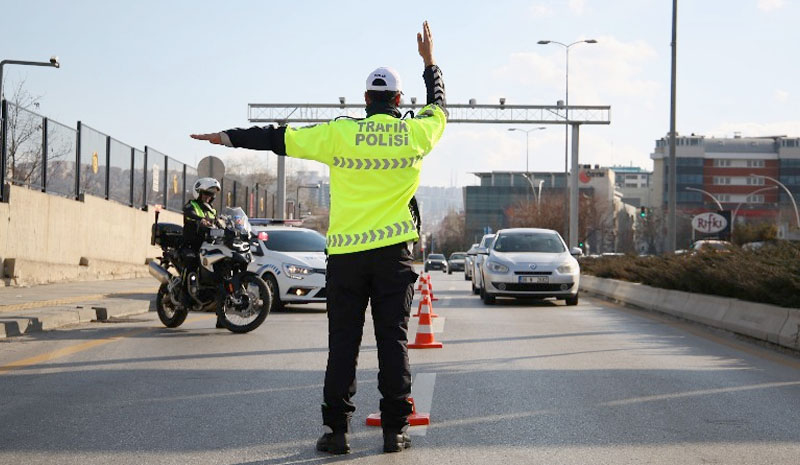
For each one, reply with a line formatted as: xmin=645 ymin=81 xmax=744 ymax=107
xmin=285 ymin=104 xmax=447 ymax=254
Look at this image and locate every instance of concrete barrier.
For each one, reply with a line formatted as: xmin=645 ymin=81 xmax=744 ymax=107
xmin=683 ymin=293 xmax=733 ymax=329
xmin=778 ymin=312 xmax=800 ymax=351
xmin=721 ymin=300 xmax=789 ymax=344
xmin=1 ymin=185 xmax=182 ymax=286
xmin=580 ymin=275 xmax=800 ymax=352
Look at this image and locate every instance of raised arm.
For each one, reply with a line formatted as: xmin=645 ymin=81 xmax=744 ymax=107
xmin=417 ymin=21 xmax=446 ymax=108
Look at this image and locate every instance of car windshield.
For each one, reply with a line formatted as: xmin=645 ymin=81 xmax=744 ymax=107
xmin=428 ymin=254 xmax=445 ymax=260
xmin=480 ymin=235 xmax=495 ymax=248
xmin=260 ymin=229 xmax=326 ymax=252
xmin=449 ymin=253 xmax=466 ymax=260
xmin=493 ymin=232 xmax=565 ymax=253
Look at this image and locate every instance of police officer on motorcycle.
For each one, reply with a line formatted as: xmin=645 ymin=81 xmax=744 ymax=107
xmin=183 ymin=177 xmax=224 ymax=328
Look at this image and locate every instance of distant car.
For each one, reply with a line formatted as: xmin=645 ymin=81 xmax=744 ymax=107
xmin=248 ymin=222 xmax=327 ymax=312
xmin=690 ymin=240 xmax=733 ymax=253
xmin=424 ymin=253 xmax=448 ymax=272
xmin=464 ymin=243 xmax=479 ymax=281
xmin=471 ymin=234 xmax=496 ymax=295
xmin=478 ymin=228 xmax=582 ymax=306
xmin=447 ymin=252 xmax=466 ymax=275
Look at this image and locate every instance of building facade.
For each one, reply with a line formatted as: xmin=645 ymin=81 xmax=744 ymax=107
xmin=611 ymin=166 xmax=654 ymax=208
xmin=651 ymin=134 xmax=800 ymax=238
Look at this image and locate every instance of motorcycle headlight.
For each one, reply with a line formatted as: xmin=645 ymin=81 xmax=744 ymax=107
xmin=283 ymin=263 xmax=312 ymax=279
xmin=486 ymin=261 xmax=509 ymax=273
xmin=557 ymin=262 xmax=577 ymax=274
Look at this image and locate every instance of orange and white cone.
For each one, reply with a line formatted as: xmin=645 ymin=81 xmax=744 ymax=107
xmin=366 ymin=396 xmax=430 ymax=427
xmin=416 ymin=274 xmax=427 ymax=292
xmin=409 ymin=295 xmax=442 ymax=349
xmin=413 ymin=288 xmax=438 ymax=318
xmin=426 ymin=276 xmax=439 ymax=302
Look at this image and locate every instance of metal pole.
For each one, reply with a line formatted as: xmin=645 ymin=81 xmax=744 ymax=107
xmin=564 ymin=47 xmax=570 ymax=240
xmin=569 ymin=124 xmax=580 ymax=248
xmin=731 ymin=186 xmax=778 ymax=232
xmin=685 ymin=187 xmax=723 ymax=211
xmin=525 ymin=130 xmax=530 ymax=173
xmin=129 ymin=147 xmax=135 ymax=207
xmin=0 ymin=99 xmax=6 ymax=202
xmin=667 ymin=0 xmax=678 ymax=252
xmin=277 ymin=155 xmax=286 ymax=219
xmin=750 ymin=174 xmax=800 ymax=228
xmin=104 ymin=135 xmax=111 ymax=200
xmin=76 ymin=121 xmax=82 ymax=201
xmin=41 ymin=117 xmax=48 ymax=192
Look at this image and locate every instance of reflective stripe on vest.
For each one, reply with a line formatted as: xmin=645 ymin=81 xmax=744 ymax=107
xmin=331 ymin=156 xmax=422 ymax=170
xmin=325 ymin=220 xmax=416 ymax=248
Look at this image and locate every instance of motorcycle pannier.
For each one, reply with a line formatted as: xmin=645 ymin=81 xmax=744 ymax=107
xmin=152 ymin=223 xmax=184 ymax=248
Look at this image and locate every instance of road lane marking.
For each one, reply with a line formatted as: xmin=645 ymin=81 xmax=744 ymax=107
xmin=409 ymin=373 xmax=436 ymax=437
xmin=601 ymin=381 xmax=800 ymax=407
xmin=0 ymin=287 xmax=156 ymax=313
xmin=0 ymin=314 xmax=215 ymax=375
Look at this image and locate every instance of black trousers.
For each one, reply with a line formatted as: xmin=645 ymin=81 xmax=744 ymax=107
xmin=322 ymin=242 xmax=418 ymax=432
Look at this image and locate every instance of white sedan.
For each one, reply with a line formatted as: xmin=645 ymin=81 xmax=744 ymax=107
xmin=248 ymin=223 xmax=327 ymax=312
xmin=478 ymin=228 xmax=582 ymax=306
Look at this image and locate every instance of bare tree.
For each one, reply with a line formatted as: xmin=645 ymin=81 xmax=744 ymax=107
xmin=3 ymin=79 xmax=44 ymax=186
xmin=434 ymin=209 xmax=469 ymax=257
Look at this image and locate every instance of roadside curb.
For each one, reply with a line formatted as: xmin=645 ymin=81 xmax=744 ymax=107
xmin=0 ymin=298 xmax=154 ymax=339
xmin=580 ymin=275 xmax=800 ymax=352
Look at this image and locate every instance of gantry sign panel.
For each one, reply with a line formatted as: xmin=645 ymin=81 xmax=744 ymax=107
xmin=248 ymin=103 xmax=611 ymax=125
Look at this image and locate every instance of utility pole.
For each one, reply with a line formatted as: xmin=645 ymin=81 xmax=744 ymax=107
xmin=667 ymin=0 xmax=678 ymax=252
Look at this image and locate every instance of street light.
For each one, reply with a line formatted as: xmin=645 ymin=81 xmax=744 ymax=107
xmin=295 ymin=183 xmax=320 ymax=219
xmin=538 ymin=39 xmax=598 ymax=248
xmin=0 ymin=56 xmax=60 ymax=101
xmin=684 ymin=187 xmax=723 ymax=211
xmin=731 ymin=185 xmax=778 ymax=232
xmin=749 ymin=174 xmax=800 ymax=228
xmin=508 ymin=127 xmax=546 ymax=173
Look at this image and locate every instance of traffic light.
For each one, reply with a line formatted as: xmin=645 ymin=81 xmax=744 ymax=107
xmin=639 ymin=206 xmax=647 ymax=218
xmin=578 ymin=241 xmax=584 ymax=248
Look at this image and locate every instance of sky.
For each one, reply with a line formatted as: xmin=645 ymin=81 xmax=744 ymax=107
xmin=2 ymin=0 xmax=798 ymax=187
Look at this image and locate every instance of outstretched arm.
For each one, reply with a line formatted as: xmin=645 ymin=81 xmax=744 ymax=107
xmin=190 ymin=126 xmax=287 ymax=155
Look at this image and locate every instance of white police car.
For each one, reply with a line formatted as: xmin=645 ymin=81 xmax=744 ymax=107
xmin=248 ymin=219 xmax=327 ymax=312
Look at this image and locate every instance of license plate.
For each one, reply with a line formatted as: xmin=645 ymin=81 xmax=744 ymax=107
xmin=520 ymin=276 xmax=549 ymax=284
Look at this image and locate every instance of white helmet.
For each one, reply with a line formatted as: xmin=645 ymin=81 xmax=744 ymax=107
xmin=193 ymin=177 xmax=221 ymax=200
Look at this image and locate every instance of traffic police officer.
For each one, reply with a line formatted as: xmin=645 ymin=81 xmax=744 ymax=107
xmin=191 ymin=21 xmax=446 ymax=454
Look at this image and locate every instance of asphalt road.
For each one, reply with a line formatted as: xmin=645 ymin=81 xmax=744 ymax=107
xmin=1 ymin=271 xmax=799 ymax=464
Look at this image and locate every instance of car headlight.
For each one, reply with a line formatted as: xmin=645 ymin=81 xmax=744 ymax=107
xmin=486 ymin=261 xmax=509 ymax=273
xmin=283 ymin=263 xmax=312 ymax=279
xmin=557 ymin=262 xmax=577 ymax=274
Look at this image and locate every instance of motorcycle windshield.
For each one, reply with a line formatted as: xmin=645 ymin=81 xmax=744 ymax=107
xmin=220 ymin=207 xmax=252 ymax=236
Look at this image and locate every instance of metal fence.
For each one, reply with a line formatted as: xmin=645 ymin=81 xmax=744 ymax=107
xmin=0 ymin=99 xmax=270 ymax=217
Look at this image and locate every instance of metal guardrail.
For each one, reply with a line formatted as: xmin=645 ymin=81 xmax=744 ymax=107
xmin=0 ymin=99 xmax=270 ymax=217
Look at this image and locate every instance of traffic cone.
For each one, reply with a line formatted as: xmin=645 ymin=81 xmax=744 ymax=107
xmin=366 ymin=397 xmax=430 ymax=427
xmin=413 ymin=288 xmax=438 ymax=318
xmin=427 ymin=276 xmax=439 ymax=302
xmin=409 ymin=295 xmax=442 ymax=349
xmin=416 ymin=274 xmax=427 ymax=292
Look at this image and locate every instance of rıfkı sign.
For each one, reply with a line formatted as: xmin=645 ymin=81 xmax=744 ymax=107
xmin=692 ymin=212 xmax=728 ymax=234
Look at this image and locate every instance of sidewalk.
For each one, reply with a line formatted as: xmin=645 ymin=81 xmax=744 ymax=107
xmin=0 ymin=278 xmax=159 ymax=339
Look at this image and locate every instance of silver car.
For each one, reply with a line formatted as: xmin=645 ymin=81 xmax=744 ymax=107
xmin=464 ymin=243 xmax=479 ymax=281
xmin=471 ymin=234 xmax=496 ymax=295
xmin=478 ymin=228 xmax=582 ymax=306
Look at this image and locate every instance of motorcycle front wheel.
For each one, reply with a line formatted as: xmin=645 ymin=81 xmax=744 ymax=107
xmin=156 ymin=282 xmax=189 ymax=328
xmin=217 ymin=273 xmax=271 ymax=333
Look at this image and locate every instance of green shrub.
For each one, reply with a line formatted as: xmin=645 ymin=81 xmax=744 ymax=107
xmin=580 ymin=242 xmax=800 ymax=308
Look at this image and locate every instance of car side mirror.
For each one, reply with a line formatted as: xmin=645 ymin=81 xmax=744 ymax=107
xmin=478 ymin=247 xmax=489 ymax=255
xmin=570 ymin=247 xmax=583 ymax=257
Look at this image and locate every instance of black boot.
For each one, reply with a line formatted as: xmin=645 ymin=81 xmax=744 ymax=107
xmin=383 ymin=430 xmax=411 ymax=453
xmin=316 ymin=429 xmax=350 ymax=455
xmin=215 ymin=315 xmax=225 ymax=329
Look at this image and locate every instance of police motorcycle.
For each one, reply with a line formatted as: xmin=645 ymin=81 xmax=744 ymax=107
xmin=148 ymin=205 xmax=271 ymax=333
